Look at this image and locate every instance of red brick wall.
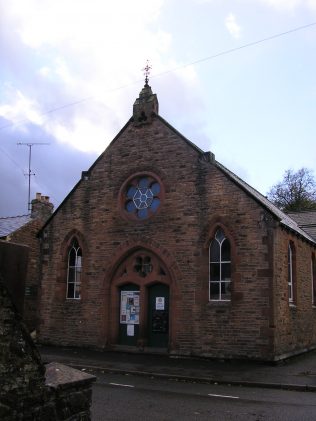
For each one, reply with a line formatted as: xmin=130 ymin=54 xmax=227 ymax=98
xmin=38 ymin=116 xmax=316 ymax=360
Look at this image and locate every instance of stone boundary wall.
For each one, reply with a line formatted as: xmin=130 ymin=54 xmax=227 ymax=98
xmin=45 ymin=362 xmax=95 ymax=421
xmin=0 ymin=241 xmax=95 ymax=420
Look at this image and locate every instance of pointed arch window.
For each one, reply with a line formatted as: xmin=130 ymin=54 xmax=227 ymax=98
xmin=312 ymin=254 xmax=316 ymax=306
xmin=288 ymin=242 xmax=296 ymax=304
xmin=67 ymin=239 xmax=82 ymax=299
xmin=209 ymin=228 xmax=231 ymax=301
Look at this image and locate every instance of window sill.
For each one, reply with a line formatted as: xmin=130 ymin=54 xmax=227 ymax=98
xmin=208 ymin=300 xmax=231 ymax=305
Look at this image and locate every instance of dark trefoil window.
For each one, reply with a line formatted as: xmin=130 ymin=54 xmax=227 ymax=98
xmin=125 ymin=176 xmax=161 ymax=220
xmin=209 ymin=228 xmax=231 ymax=301
xmin=134 ymin=256 xmax=153 ymax=277
xmin=67 ymin=239 xmax=82 ymax=299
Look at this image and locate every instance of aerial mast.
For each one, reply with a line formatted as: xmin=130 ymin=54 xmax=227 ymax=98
xmin=17 ymin=142 xmax=50 ymax=212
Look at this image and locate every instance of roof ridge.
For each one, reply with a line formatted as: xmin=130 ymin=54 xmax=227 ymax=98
xmin=287 ymin=210 xmax=316 ymax=214
xmin=215 ymin=161 xmax=316 ymax=244
xmin=0 ymin=214 xmax=30 ymax=220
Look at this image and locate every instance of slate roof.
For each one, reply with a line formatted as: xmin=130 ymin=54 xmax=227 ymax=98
xmin=215 ymin=162 xmax=316 ymax=244
xmin=0 ymin=215 xmax=32 ymax=238
xmin=286 ymin=211 xmax=316 ymax=241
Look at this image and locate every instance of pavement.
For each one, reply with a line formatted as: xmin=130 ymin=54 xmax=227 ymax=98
xmin=39 ymin=344 xmax=316 ymax=392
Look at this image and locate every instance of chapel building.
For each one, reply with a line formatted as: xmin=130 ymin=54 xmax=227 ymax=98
xmin=38 ymin=82 xmax=316 ymax=361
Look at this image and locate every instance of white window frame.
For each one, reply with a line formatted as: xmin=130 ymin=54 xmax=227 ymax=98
xmin=66 ymin=240 xmax=82 ymax=300
xmin=209 ymin=229 xmax=231 ymax=302
xmin=288 ymin=243 xmax=294 ymax=304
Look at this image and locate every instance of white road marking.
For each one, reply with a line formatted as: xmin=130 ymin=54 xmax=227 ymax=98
xmin=208 ymin=393 xmax=239 ymax=399
xmin=109 ymin=382 xmax=135 ymax=388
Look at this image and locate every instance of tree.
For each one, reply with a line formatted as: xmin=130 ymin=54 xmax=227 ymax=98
xmin=267 ymin=168 xmax=316 ymax=212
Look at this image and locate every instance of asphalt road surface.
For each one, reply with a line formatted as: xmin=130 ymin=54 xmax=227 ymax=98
xmin=89 ymin=370 xmax=316 ymax=420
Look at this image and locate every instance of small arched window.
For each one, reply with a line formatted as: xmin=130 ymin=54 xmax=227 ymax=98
xmin=209 ymin=228 xmax=231 ymax=301
xmin=67 ymin=239 xmax=82 ymax=299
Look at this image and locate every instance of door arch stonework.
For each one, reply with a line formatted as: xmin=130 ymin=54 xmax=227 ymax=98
xmin=108 ymin=247 xmax=178 ymax=350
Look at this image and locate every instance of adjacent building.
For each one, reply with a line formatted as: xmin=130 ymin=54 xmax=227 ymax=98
xmin=287 ymin=210 xmax=316 ymax=242
xmin=0 ymin=194 xmax=53 ymax=330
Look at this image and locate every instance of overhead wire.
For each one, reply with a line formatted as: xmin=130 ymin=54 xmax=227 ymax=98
xmin=0 ymin=145 xmax=25 ymax=176
xmin=151 ymin=21 xmax=316 ymax=78
xmin=0 ymin=21 xmax=315 ymax=132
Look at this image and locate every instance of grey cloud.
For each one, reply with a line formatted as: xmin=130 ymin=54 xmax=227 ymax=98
xmin=0 ymin=119 xmax=98 ymax=217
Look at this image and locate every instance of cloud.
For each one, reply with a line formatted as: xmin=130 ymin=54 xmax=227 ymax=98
xmin=0 ymin=0 xmax=201 ymax=156
xmin=0 ymin=119 xmax=98 ymax=216
xmin=0 ymin=86 xmax=43 ymax=129
xmin=0 ymin=0 xmax=206 ymax=216
xmin=258 ymin=0 xmax=316 ymax=11
xmin=307 ymin=0 xmax=316 ymax=9
xmin=225 ymin=13 xmax=242 ymax=39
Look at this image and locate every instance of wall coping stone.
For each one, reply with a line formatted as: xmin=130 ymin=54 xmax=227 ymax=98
xmin=45 ymin=362 xmax=96 ymax=389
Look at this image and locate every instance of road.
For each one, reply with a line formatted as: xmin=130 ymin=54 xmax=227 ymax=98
xmin=89 ymin=370 xmax=316 ymax=420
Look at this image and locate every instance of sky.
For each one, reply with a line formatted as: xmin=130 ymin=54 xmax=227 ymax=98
xmin=0 ymin=0 xmax=316 ymax=217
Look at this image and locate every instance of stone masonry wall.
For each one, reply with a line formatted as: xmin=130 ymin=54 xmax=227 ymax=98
xmin=37 ymin=115 xmax=284 ymax=360
xmin=194 ymin=167 xmax=275 ymax=359
xmin=0 ymin=274 xmax=47 ymax=420
xmin=273 ymin=227 xmax=316 ymax=358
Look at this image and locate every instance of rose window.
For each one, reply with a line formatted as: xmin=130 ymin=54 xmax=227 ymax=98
xmin=124 ymin=176 xmax=162 ymax=219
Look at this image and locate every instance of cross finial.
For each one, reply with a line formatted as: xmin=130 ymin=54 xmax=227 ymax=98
xmin=143 ymin=60 xmax=151 ymax=86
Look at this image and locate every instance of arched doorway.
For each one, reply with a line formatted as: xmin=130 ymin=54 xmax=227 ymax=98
xmin=110 ymin=249 xmax=172 ymax=349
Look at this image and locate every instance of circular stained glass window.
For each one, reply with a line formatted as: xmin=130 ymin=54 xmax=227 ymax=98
xmin=123 ymin=175 xmax=162 ymax=220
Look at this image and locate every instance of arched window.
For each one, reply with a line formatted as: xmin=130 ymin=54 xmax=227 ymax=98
xmin=209 ymin=228 xmax=231 ymax=301
xmin=288 ymin=242 xmax=295 ymax=304
xmin=312 ymin=254 xmax=316 ymax=306
xmin=67 ymin=239 xmax=82 ymax=299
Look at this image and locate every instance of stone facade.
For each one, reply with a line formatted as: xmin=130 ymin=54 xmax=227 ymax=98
xmin=38 ymin=85 xmax=316 ymax=361
xmin=273 ymin=228 xmax=316 ymax=358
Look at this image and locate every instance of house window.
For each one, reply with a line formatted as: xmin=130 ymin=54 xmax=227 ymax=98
xmin=209 ymin=228 xmax=231 ymax=301
xmin=312 ymin=255 xmax=316 ymax=306
xmin=288 ymin=242 xmax=295 ymax=304
xmin=67 ymin=239 xmax=82 ymax=299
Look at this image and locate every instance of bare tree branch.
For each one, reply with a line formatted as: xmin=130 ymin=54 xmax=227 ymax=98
xmin=267 ymin=168 xmax=316 ymax=212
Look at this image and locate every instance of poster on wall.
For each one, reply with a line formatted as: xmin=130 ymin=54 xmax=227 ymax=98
xmin=127 ymin=324 xmax=134 ymax=336
xmin=120 ymin=291 xmax=140 ymax=324
xmin=155 ymin=296 xmax=165 ymax=310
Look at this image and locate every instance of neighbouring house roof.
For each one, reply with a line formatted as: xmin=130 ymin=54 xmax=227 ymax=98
xmin=286 ymin=211 xmax=316 ymax=241
xmin=0 ymin=215 xmax=32 ymax=238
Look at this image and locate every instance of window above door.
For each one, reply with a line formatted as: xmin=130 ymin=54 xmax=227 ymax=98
xmin=119 ymin=173 xmax=164 ymax=221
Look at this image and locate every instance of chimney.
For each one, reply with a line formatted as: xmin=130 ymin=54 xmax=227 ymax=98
xmin=31 ymin=192 xmax=54 ymax=221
